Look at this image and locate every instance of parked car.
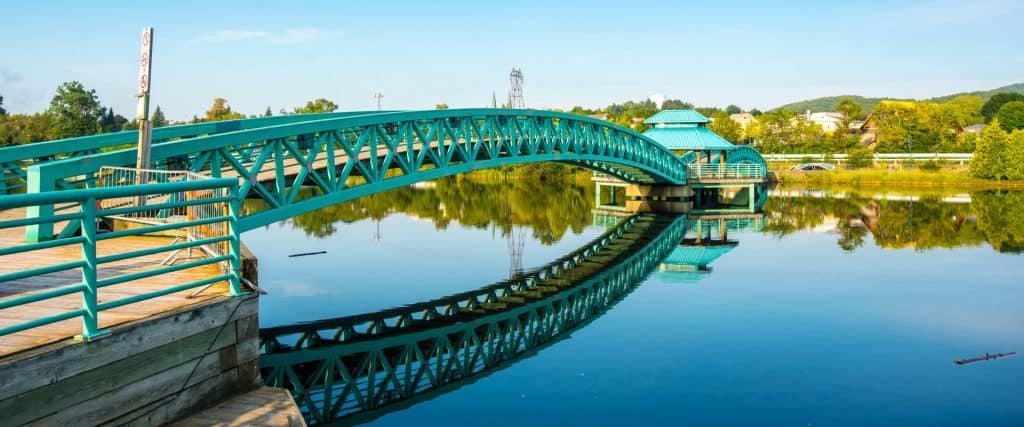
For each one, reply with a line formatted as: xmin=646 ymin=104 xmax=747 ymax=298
xmin=789 ymin=162 xmax=836 ymax=171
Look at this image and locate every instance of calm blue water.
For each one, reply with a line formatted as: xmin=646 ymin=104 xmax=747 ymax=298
xmin=243 ymin=183 xmax=1024 ymax=426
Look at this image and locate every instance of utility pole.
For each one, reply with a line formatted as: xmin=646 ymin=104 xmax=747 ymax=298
xmin=135 ymin=27 xmax=154 ymax=183
xmin=373 ymin=91 xmax=383 ymax=111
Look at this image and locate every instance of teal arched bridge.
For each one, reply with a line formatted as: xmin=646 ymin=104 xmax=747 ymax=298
xmin=18 ymin=109 xmax=690 ymax=240
xmin=258 ymin=213 xmax=689 ymax=425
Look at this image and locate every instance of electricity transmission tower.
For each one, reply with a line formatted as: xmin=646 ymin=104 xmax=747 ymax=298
xmin=509 ymin=68 xmax=524 ymax=109
xmin=505 ymin=197 xmax=525 ymax=278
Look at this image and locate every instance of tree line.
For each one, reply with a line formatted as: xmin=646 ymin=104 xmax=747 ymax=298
xmin=0 ymin=81 xmax=342 ymax=147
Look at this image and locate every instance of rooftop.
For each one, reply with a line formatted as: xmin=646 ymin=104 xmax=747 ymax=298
xmin=643 ymin=109 xmax=712 ymax=125
xmin=643 ymin=126 xmax=737 ymax=151
xmin=661 ymin=243 xmax=738 ymax=267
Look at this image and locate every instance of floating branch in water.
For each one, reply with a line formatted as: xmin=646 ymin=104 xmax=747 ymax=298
xmin=288 ymin=251 xmax=327 ymax=258
xmin=954 ymin=352 xmax=1016 ymax=365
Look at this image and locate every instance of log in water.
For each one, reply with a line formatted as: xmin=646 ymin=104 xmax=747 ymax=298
xmin=954 ymin=352 xmax=1017 ymax=365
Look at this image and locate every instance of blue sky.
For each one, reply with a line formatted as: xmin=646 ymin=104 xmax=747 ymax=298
xmin=1 ymin=0 xmax=1022 ymax=120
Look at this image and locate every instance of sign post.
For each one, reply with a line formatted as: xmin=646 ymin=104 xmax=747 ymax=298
xmin=135 ymin=27 xmax=154 ymax=188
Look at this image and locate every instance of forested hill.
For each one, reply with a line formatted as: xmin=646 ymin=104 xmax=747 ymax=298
xmin=774 ymin=82 xmax=1024 ymax=113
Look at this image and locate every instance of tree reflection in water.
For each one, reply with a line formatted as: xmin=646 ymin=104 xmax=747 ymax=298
xmin=764 ymin=189 xmax=1024 ymax=253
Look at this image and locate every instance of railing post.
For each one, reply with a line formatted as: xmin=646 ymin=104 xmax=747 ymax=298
xmin=226 ymin=186 xmax=246 ymax=296
xmin=25 ymin=165 xmax=55 ymax=242
xmin=76 ymin=196 xmax=108 ymax=341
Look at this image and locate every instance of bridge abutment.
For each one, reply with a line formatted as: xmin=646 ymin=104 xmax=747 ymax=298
xmin=0 ymin=294 xmax=261 ymax=426
xmin=0 ymin=244 xmax=266 ymax=426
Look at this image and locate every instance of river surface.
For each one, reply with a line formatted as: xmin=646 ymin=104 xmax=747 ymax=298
xmin=244 ymin=176 xmax=1024 ymax=426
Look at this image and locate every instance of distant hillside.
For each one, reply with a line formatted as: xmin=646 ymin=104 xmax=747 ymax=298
xmin=925 ymin=82 xmax=1024 ymax=103
xmin=774 ymin=82 xmax=1024 ymax=113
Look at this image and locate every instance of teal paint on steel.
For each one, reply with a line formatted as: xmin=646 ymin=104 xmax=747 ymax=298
xmin=25 ymin=109 xmax=690 ymax=240
xmin=643 ymin=127 xmax=738 ymax=151
xmin=77 ymin=196 xmax=106 ymax=340
xmin=258 ymin=213 xmax=689 ymax=425
xmin=0 ymin=111 xmax=394 ymax=194
xmin=643 ymin=109 xmax=712 ymax=125
xmin=0 ymin=179 xmax=245 ymax=338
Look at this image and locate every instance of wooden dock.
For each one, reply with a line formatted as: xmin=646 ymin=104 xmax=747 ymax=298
xmin=172 ymin=387 xmax=306 ymax=427
xmin=0 ymin=207 xmax=229 ymax=357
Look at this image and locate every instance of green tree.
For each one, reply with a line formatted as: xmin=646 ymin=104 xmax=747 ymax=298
xmin=435 ymin=103 xmax=449 ymax=110
xmin=995 ymin=101 xmax=1024 ymax=132
xmin=0 ymin=113 xmax=53 ymax=147
xmin=47 ymin=81 xmax=103 ymax=139
xmin=205 ymin=98 xmax=244 ymax=122
xmin=971 ymin=120 xmax=1009 ymax=179
xmin=742 ymin=118 xmax=762 ymax=144
xmin=0 ymin=94 xmax=6 ymax=116
xmin=756 ymin=109 xmax=798 ymax=153
xmin=708 ymin=111 xmax=742 ymax=143
xmin=749 ymin=108 xmax=763 ymax=116
xmin=696 ymin=107 xmax=721 ymax=117
xmin=150 ymin=105 xmax=167 ymax=128
xmin=835 ymin=98 xmax=864 ymax=121
xmin=981 ymin=93 xmax=1024 ymax=123
xmin=98 ymin=107 xmax=128 ymax=133
xmin=263 ymin=106 xmax=273 ymax=117
xmin=661 ymin=99 xmax=693 ymax=110
xmin=294 ymin=98 xmax=338 ymax=114
xmin=1004 ymin=130 xmax=1024 ymax=180
xmin=940 ymin=95 xmax=984 ymax=128
xmin=725 ymin=104 xmax=742 ymax=115
xmin=846 ymin=146 xmax=874 ymax=169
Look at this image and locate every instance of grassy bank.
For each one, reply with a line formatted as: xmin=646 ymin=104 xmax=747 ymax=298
xmin=774 ymin=167 xmax=1024 ymax=190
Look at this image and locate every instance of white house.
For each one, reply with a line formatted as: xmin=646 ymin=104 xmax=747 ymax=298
xmin=799 ymin=110 xmax=845 ymax=133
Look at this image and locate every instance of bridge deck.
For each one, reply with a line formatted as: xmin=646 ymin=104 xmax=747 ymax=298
xmin=171 ymin=387 xmax=306 ymax=427
xmin=0 ymin=207 xmax=228 ymax=357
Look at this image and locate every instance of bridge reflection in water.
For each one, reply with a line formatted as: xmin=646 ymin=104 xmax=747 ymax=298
xmin=259 ymin=211 xmax=764 ymax=425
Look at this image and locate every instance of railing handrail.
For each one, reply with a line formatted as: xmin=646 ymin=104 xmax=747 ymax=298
xmin=0 ymin=178 xmax=244 ymax=341
xmin=760 ymin=153 xmax=974 ymax=160
xmin=0 ymin=111 xmax=393 ymax=164
xmin=0 ymin=178 xmax=237 ymax=209
xmin=688 ymin=163 xmax=766 ymax=178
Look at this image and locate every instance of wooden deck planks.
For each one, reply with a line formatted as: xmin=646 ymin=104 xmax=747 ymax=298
xmin=172 ymin=387 xmax=306 ymax=427
xmin=0 ymin=207 xmax=230 ymax=357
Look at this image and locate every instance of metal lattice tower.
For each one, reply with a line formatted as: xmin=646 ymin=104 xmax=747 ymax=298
xmin=506 ymin=198 xmax=525 ymax=278
xmin=508 ymin=68 xmax=524 ymax=109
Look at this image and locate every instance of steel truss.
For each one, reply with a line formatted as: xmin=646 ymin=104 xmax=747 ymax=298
xmin=26 ymin=109 xmax=689 ymax=240
xmin=258 ymin=213 xmax=688 ymax=424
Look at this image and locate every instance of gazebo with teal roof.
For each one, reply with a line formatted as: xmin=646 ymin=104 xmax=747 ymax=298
xmin=642 ymin=109 xmax=736 ymax=173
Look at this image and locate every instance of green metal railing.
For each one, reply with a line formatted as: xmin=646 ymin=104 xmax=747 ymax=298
xmin=25 ymin=109 xmax=690 ymax=241
xmin=0 ymin=111 xmax=392 ymax=194
xmin=688 ymin=163 xmax=766 ymax=180
xmin=0 ymin=179 xmax=244 ymax=340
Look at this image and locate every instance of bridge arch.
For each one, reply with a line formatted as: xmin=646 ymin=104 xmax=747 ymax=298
xmin=27 ymin=109 xmax=690 ymax=237
xmin=258 ymin=213 xmax=689 ymax=424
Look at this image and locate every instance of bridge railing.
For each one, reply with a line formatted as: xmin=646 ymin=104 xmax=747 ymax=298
xmin=760 ymin=153 xmax=974 ymax=165
xmin=0 ymin=178 xmax=243 ymax=340
xmin=688 ymin=163 xmax=765 ymax=180
xmin=0 ymin=111 xmax=391 ymax=194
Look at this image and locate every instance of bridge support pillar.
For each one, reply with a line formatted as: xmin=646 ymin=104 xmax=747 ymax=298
xmin=624 ymin=184 xmax=694 ymax=200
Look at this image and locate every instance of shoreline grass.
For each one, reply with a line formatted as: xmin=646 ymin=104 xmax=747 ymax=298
xmin=773 ymin=168 xmax=1024 ymax=190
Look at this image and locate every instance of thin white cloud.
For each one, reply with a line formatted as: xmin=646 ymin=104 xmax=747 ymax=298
xmin=275 ymin=28 xmax=340 ymax=44
xmin=188 ymin=28 xmax=339 ymax=45
xmin=188 ymin=30 xmax=272 ymax=45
